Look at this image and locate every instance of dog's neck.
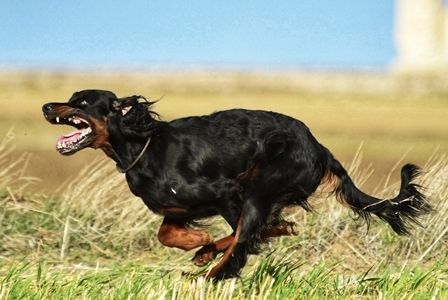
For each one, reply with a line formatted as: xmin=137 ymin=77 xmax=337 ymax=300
xmin=102 ymin=133 xmax=152 ymax=173
xmin=102 ymin=118 xmax=169 ymax=172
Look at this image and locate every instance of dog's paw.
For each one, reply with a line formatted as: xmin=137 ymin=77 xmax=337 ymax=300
xmin=192 ymin=244 xmax=218 ymax=266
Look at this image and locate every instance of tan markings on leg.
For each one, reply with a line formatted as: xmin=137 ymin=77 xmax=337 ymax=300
xmin=261 ymin=220 xmax=298 ymax=238
xmin=157 ymin=219 xmax=213 ymax=251
xmin=194 ymin=220 xmax=297 ymax=267
xmin=192 ymin=235 xmax=234 ymax=266
xmin=320 ymin=171 xmax=340 ymax=195
xmin=206 ymin=215 xmax=243 ymax=279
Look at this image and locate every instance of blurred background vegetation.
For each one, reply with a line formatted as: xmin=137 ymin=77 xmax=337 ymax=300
xmin=1 ymin=70 xmax=446 ymax=192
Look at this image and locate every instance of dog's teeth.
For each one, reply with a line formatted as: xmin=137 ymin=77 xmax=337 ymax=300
xmin=56 ymin=117 xmax=60 ymax=123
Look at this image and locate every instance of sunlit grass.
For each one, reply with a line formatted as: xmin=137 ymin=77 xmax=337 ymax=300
xmin=0 ymin=71 xmax=447 ymax=298
xmin=1 ymin=261 xmax=446 ymax=299
xmin=0 ymin=131 xmax=447 ymax=299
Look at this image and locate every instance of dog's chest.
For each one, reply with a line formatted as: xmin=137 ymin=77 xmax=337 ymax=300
xmin=126 ymin=175 xmax=200 ymax=215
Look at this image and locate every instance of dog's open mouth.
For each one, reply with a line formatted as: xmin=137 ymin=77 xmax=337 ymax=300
xmin=53 ymin=115 xmax=95 ymax=155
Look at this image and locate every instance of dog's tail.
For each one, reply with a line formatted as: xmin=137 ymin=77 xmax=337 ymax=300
xmin=326 ymin=153 xmax=432 ymax=235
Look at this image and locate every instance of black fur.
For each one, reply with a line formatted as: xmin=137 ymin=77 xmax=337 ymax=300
xmin=42 ymin=90 xmax=432 ymax=280
xmin=329 ymin=155 xmax=431 ymax=235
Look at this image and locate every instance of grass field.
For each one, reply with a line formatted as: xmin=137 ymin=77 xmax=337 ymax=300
xmin=0 ymin=71 xmax=447 ymax=299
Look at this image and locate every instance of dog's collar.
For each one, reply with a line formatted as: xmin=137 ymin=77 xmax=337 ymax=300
xmin=116 ymin=137 xmax=151 ymax=173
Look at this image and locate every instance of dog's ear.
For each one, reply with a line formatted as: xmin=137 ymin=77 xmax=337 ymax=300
xmin=118 ymin=98 xmax=159 ymax=138
xmin=112 ymin=96 xmax=140 ymax=116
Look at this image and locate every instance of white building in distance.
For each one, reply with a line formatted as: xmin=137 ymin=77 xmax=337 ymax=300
xmin=395 ymin=0 xmax=448 ymax=72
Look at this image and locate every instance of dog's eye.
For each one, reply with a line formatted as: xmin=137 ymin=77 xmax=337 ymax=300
xmin=79 ymin=100 xmax=88 ymax=106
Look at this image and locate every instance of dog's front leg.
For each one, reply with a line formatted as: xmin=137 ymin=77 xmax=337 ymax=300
xmin=157 ymin=218 xmax=213 ymax=251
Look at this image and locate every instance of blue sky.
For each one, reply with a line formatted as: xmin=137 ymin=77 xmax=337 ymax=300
xmin=0 ymin=1 xmax=395 ymax=70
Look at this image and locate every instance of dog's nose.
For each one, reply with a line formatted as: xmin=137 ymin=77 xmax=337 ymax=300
xmin=42 ymin=103 xmax=54 ymax=114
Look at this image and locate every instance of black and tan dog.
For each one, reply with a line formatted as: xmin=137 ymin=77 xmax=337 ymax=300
xmin=42 ymin=90 xmax=431 ymax=280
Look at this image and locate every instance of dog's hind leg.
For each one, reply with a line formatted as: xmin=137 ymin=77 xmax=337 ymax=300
xmin=205 ymin=211 xmax=245 ymax=279
xmin=157 ymin=218 xmax=213 ymax=251
xmin=205 ymin=135 xmax=304 ymax=279
xmin=206 ymin=195 xmax=273 ymax=280
xmin=262 ymin=220 xmax=298 ymax=238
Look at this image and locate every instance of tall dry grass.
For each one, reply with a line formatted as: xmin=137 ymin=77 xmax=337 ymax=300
xmin=41 ymin=145 xmax=448 ymax=273
xmin=0 ymin=130 xmax=38 ymax=194
xmin=0 ymin=132 xmax=447 ymax=298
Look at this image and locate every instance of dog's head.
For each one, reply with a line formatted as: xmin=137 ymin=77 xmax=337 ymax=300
xmin=42 ymin=89 xmax=158 ymax=155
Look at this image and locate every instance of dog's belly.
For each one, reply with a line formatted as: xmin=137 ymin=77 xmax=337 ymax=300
xmin=127 ymin=178 xmax=223 ymax=221
xmin=143 ymin=196 xmax=220 ymax=221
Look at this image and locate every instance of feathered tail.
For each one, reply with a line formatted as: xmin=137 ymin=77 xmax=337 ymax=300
xmin=328 ymin=155 xmax=432 ymax=235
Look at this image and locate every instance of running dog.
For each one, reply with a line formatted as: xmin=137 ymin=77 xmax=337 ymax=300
xmin=42 ymin=90 xmax=431 ymax=280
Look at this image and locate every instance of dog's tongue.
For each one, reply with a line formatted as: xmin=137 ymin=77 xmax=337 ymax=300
xmin=57 ymin=130 xmax=82 ymax=144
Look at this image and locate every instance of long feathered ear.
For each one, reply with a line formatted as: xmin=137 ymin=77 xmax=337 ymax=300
xmin=112 ymin=95 xmax=139 ymax=116
xmin=117 ymin=96 xmax=159 ymax=138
